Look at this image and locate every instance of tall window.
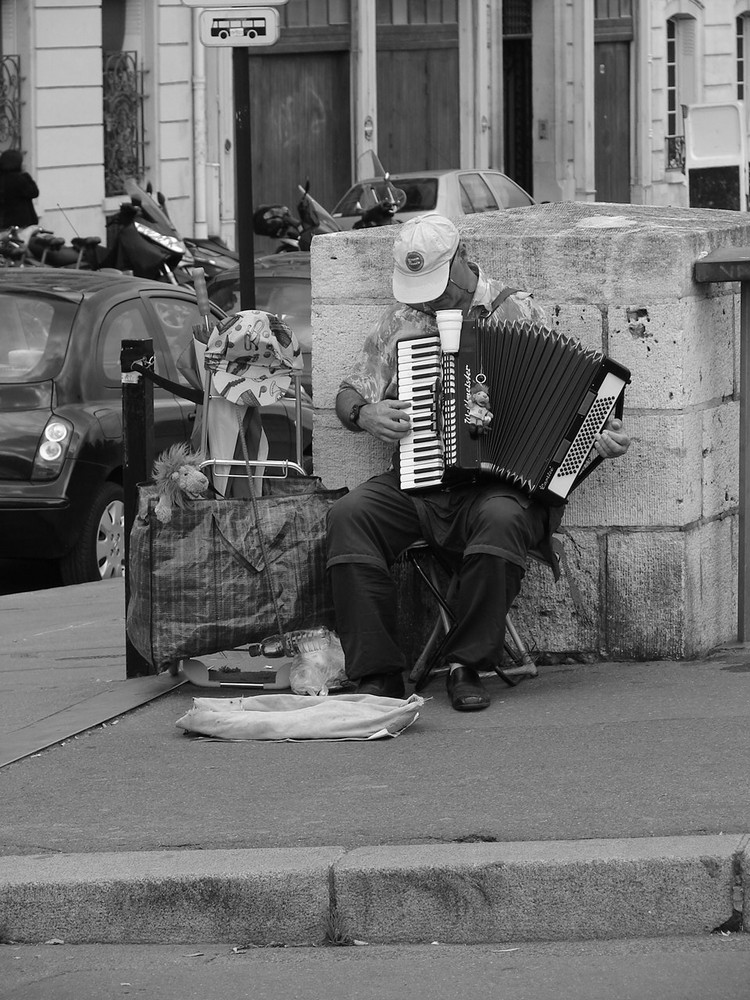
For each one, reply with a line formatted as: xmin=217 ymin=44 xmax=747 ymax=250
xmin=594 ymin=0 xmax=632 ymax=21
xmin=666 ymin=15 xmax=697 ymax=171
xmin=102 ymin=0 xmax=145 ymax=196
xmin=0 ymin=8 xmax=21 ymax=153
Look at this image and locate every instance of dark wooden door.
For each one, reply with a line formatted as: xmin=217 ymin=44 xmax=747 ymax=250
xmin=376 ymin=27 xmax=459 ymax=173
xmin=503 ymin=38 xmax=533 ymax=196
xmin=247 ymin=50 xmax=351 ymax=228
xmin=594 ymin=41 xmax=631 ymax=203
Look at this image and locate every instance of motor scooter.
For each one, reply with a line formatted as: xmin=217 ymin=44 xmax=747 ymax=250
xmin=252 ymin=203 xmax=305 ymax=252
xmin=296 ymin=179 xmax=342 ymax=249
xmin=23 ymin=226 xmax=108 ymax=269
xmin=253 ymin=178 xmax=343 ymax=253
xmin=0 ymin=226 xmax=31 ymax=266
xmin=350 ymin=150 xmax=407 ymax=229
xmin=127 ymin=179 xmax=240 ymax=279
xmin=0 ymin=223 xmax=107 ymax=270
xmin=99 ymin=200 xmax=187 ymax=283
xmin=113 ymin=179 xmax=194 ymax=284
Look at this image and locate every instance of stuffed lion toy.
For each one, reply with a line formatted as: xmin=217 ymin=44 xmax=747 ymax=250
xmin=150 ymin=443 xmax=209 ymax=523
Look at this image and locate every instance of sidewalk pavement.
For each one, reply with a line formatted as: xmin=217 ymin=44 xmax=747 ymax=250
xmin=1 ymin=579 xmax=749 ymax=947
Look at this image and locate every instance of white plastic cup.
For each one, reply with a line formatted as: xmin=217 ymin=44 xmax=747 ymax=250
xmin=436 ymin=309 xmax=463 ymax=353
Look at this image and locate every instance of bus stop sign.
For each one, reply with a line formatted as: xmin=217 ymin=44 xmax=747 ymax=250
xmin=198 ymin=6 xmax=280 ymax=46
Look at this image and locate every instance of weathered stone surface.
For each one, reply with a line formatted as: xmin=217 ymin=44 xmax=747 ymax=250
xmin=607 ymin=531 xmax=688 ymax=659
xmin=313 ymin=417 xmax=390 ymax=491
xmin=685 ymin=516 xmax=737 ymax=654
xmin=543 ymin=301 xmax=604 ymax=352
xmin=567 ymin=411 xmax=703 ymax=529
xmin=455 ymin=202 xmax=750 ymax=302
xmin=607 ymin=295 xmax=736 ymax=410
xmin=333 ymin=837 xmax=738 ymax=944
xmin=511 ymin=529 xmax=602 ymax=654
xmin=702 ymin=401 xmax=740 ymax=519
xmin=313 ymin=303 xmax=383 ymax=410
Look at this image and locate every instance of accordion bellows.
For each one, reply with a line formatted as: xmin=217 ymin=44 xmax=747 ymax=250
xmin=397 ymin=318 xmax=631 ymax=502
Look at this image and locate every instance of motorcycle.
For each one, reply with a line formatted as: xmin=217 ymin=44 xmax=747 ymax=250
xmin=252 ymin=178 xmax=344 ymax=253
xmin=252 ymin=203 xmax=305 ymax=253
xmin=0 ymin=226 xmax=32 ymax=266
xmin=112 ymin=179 xmax=194 ymax=284
xmin=0 ymin=224 xmax=109 ymax=270
xmin=128 ymin=180 xmax=240 ymax=279
xmin=350 ymin=150 xmax=407 ymax=229
xmin=99 ymin=200 xmax=188 ymax=284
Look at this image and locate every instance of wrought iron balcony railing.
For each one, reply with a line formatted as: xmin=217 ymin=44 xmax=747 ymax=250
xmin=666 ymin=134 xmax=686 ymax=172
xmin=0 ymin=55 xmax=21 ymax=154
xmin=103 ymin=50 xmax=145 ymax=197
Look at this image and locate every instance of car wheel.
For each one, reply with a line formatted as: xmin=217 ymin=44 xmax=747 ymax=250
xmin=59 ymin=482 xmax=125 ymax=585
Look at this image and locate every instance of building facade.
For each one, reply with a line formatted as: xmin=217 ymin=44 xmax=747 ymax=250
xmin=2 ymin=0 xmax=750 ymax=250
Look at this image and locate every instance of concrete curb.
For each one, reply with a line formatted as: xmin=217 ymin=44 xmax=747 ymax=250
xmin=1 ymin=835 xmax=747 ymax=945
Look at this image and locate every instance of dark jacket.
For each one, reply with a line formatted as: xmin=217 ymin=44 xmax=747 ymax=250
xmin=0 ymin=149 xmax=39 ymax=228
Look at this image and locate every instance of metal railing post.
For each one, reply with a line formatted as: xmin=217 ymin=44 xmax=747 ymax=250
xmin=121 ymin=338 xmax=155 ymax=677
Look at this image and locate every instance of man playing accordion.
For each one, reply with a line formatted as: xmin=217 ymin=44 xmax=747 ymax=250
xmin=328 ymin=214 xmax=630 ymax=711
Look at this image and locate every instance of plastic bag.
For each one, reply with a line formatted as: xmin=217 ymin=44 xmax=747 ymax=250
xmin=289 ymin=634 xmax=348 ymax=696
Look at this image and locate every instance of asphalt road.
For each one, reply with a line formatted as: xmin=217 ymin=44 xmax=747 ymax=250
xmin=2 ymin=937 xmax=749 ymax=1000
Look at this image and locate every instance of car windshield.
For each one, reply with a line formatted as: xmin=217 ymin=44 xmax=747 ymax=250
xmin=333 ymin=177 xmax=439 ymax=216
xmin=0 ymin=292 xmax=76 ymax=383
xmin=390 ymin=178 xmax=438 ymax=213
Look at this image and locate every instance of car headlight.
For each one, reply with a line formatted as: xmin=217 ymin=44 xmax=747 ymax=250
xmin=32 ymin=417 xmax=74 ymax=480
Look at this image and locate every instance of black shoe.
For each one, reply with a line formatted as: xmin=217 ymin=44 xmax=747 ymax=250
xmin=355 ymin=672 xmax=406 ymax=699
xmin=446 ymin=665 xmax=490 ymax=711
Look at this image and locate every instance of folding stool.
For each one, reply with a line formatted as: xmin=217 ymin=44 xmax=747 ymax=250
xmin=404 ymin=538 xmax=560 ymax=692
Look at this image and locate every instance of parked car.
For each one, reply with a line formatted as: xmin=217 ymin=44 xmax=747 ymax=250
xmin=0 ymin=268 xmax=309 ymax=585
xmin=206 ymin=252 xmax=312 ymax=394
xmin=331 ymin=169 xmax=535 ymax=229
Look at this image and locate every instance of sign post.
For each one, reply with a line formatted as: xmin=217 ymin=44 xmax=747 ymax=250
xmin=233 ymin=47 xmax=255 ymax=309
xmin=184 ymin=0 xmax=287 ymax=308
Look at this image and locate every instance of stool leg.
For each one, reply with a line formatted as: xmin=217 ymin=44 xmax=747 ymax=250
xmin=407 ymin=553 xmax=458 ymax=690
xmin=408 ymin=615 xmax=447 ymax=686
xmin=495 ymin=612 xmax=538 ymax=686
xmin=407 ymin=548 xmax=540 ymax=691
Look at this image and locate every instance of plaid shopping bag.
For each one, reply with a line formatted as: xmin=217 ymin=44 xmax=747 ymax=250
xmin=127 ymin=477 xmax=347 ymax=670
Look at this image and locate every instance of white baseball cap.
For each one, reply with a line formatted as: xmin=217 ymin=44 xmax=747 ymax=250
xmin=392 ymin=213 xmax=460 ymax=303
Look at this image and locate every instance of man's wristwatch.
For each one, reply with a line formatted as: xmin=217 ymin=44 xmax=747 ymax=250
xmin=349 ymin=402 xmax=366 ymax=426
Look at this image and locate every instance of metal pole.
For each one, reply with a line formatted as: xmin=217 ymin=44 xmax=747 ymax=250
xmin=233 ymin=46 xmax=255 ymax=309
xmin=740 ymin=283 xmax=750 ymax=640
xmin=121 ymin=339 xmax=155 ymax=678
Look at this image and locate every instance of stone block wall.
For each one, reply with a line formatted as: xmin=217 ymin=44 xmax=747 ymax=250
xmin=310 ymin=202 xmax=747 ymax=660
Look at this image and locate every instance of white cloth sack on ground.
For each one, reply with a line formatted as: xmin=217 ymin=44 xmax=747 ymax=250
xmin=175 ymin=692 xmax=424 ymax=741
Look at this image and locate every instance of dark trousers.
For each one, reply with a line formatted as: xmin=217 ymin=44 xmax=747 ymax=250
xmin=327 ymin=473 xmax=546 ymax=682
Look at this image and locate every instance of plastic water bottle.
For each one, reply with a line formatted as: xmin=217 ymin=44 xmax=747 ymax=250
xmin=250 ymin=627 xmax=331 ymax=658
xmin=291 ymin=627 xmax=332 ymax=653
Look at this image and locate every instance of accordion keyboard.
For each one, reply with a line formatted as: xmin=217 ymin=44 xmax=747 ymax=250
xmin=397 ymin=335 xmax=443 ymax=489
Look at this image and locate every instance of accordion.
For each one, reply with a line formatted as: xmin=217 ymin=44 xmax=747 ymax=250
xmin=396 ymin=317 xmax=631 ymax=502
